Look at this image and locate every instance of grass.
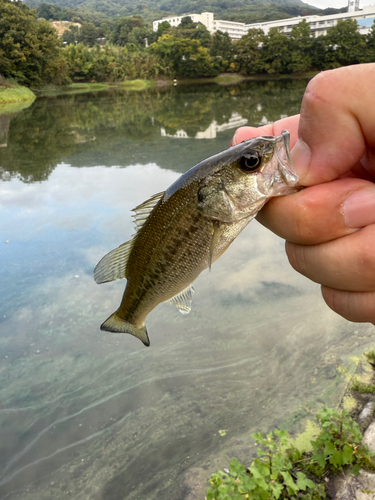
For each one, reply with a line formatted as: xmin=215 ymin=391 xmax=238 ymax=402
xmin=37 ymin=79 xmax=155 ymax=97
xmin=118 ymin=79 xmax=154 ymax=90
xmin=0 ymin=81 xmax=36 ymax=107
xmin=170 ymin=71 xmax=318 ymax=87
xmin=212 ymin=74 xmax=246 ymax=84
xmin=1 ymin=72 xmax=315 ymax=103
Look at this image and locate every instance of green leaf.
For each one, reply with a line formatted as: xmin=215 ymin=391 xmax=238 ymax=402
xmin=352 ymin=463 xmax=361 ymax=476
xmin=281 ymin=471 xmax=298 ymax=493
xmin=270 ymin=482 xmax=283 ymax=499
xmin=252 ymin=432 xmax=266 ymax=443
xmin=296 ymin=472 xmax=316 ymax=491
xmin=342 ymin=445 xmax=355 ymax=465
xmin=230 ymin=458 xmax=246 ymax=476
xmin=272 ymin=452 xmax=291 ymax=472
xmin=324 ymin=441 xmax=335 ymax=456
xmin=331 ymin=449 xmax=343 ymax=468
xmin=313 ymin=451 xmax=326 ymax=468
xmin=250 ymin=462 xmax=270 ymax=479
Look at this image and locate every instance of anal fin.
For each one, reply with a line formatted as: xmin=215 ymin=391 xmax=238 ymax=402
xmin=168 ymin=284 xmax=195 ymax=315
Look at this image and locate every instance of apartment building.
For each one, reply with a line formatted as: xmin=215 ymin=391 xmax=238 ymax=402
xmin=153 ymin=3 xmax=375 ymax=40
xmin=247 ymin=4 xmax=375 ymax=37
xmin=153 ymin=12 xmax=248 ymax=39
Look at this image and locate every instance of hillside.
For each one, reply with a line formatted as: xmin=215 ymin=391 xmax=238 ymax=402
xmin=25 ymin=0 xmax=325 ymax=24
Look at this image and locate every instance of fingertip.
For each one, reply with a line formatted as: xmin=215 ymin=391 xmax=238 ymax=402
xmin=291 ymin=138 xmax=311 ymax=185
xmin=230 ymin=126 xmax=263 ymax=146
xmin=321 ymin=286 xmax=375 ymax=323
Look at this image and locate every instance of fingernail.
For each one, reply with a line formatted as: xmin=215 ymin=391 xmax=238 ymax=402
xmin=343 ymin=187 xmax=375 ymax=228
xmin=291 ymin=138 xmax=311 ymax=181
xmin=231 ymin=132 xmax=238 ymax=146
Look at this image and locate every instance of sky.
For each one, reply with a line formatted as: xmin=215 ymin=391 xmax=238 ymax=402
xmin=306 ymin=0 xmax=374 ymax=8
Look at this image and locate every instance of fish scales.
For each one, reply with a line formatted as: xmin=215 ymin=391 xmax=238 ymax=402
xmin=122 ymin=184 xmax=212 ymax=326
xmin=94 ymin=130 xmax=299 ymax=346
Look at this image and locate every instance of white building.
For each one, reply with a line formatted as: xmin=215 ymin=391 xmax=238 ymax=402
xmin=153 ymin=11 xmax=249 ymax=39
xmin=153 ymin=3 xmax=375 ymax=40
xmin=348 ymin=0 xmax=360 ymax=12
xmin=246 ymin=4 xmax=375 ymax=37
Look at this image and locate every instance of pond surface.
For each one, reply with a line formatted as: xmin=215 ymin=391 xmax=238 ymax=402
xmin=0 ymin=80 xmax=374 ymax=500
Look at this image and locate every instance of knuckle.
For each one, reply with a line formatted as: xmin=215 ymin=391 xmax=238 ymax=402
xmin=285 ymin=241 xmax=310 ymax=277
xmin=303 ymin=70 xmax=335 ymax=107
xmin=354 ymin=226 xmax=375 ymax=278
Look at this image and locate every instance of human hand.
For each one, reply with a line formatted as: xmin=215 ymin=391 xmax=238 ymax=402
xmin=231 ymin=64 xmax=375 ymax=323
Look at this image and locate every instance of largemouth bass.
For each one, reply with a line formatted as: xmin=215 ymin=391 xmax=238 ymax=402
xmin=94 ymin=130 xmax=298 ymax=346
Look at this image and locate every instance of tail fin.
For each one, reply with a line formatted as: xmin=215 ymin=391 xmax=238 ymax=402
xmin=100 ymin=312 xmax=150 ymax=347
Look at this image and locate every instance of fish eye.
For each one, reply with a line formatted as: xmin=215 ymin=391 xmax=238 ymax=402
xmin=240 ymin=152 xmax=261 ymax=172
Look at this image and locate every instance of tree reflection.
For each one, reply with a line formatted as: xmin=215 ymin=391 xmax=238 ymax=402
xmin=0 ymin=80 xmax=308 ymax=183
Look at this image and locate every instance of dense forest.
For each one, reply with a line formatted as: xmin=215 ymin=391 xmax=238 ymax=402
xmin=0 ymin=0 xmax=374 ymax=87
xmin=23 ymin=0 xmax=346 ymax=25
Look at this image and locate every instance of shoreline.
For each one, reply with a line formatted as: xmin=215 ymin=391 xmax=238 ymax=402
xmin=0 ymin=72 xmax=318 ymax=105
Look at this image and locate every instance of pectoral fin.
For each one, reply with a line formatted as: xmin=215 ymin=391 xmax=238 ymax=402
xmin=94 ymin=240 xmax=133 ymax=284
xmin=94 ymin=192 xmax=164 ymax=285
xmin=168 ymin=284 xmax=195 ymax=315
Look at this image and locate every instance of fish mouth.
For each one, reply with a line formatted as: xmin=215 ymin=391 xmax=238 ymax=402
xmin=258 ymin=130 xmax=299 ymax=196
xmin=275 ymin=130 xmax=299 ymax=186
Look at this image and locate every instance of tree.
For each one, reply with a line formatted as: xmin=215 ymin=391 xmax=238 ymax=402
xmin=111 ymin=16 xmax=148 ymax=46
xmin=155 ymin=20 xmax=171 ymax=41
xmin=260 ymin=27 xmax=291 ymax=74
xmin=62 ymin=28 xmax=76 ymax=45
xmin=361 ymin=21 xmax=375 ymax=63
xmin=180 ymin=16 xmax=196 ymax=29
xmin=287 ymin=20 xmax=313 ymax=72
xmin=77 ymin=22 xmax=98 ymax=47
xmin=322 ymin=19 xmax=364 ymax=67
xmin=234 ymin=29 xmax=264 ymax=75
xmin=127 ymin=26 xmax=154 ymax=48
xmin=62 ymin=24 xmax=80 ymax=45
xmin=210 ymin=31 xmax=234 ymax=72
xmin=0 ymin=0 xmax=69 ymax=85
xmin=150 ymin=34 xmax=218 ymax=78
xmin=36 ymin=3 xmax=70 ymax=21
xmin=191 ymin=24 xmax=212 ymax=48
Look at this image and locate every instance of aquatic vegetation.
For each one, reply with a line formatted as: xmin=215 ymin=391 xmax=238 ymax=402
xmin=207 ymin=408 xmax=375 ymax=500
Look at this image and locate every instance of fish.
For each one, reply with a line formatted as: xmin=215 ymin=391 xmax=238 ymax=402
xmin=94 ymin=130 xmax=299 ymax=347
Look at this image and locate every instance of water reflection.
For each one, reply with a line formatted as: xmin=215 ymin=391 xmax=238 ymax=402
xmin=160 ymin=112 xmax=248 ymax=139
xmin=1 ymin=81 xmax=374 ymax=500
xmin=0 ymin=80 xmax=306 ymax=182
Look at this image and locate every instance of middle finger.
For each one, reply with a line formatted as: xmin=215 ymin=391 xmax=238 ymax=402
xmin=286 ymin=224 xmax=375 ymax=292
xmin=257 ymin=177 xmax=375 ymax=245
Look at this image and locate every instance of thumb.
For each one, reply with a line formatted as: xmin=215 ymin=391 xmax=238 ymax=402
xmin=292 ymin=64 xmax=375 ymax=186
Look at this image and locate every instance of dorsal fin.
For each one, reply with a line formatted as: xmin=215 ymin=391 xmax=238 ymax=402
xmin=94 ymin=192 xmax=164 ymax=284
xmin=94 ymin=240 xmax=133 ymax=284
xmin=132 ymin=191 xmax=164 ymax=232
xmin=168 ymin=284 xmax=195 ymax=315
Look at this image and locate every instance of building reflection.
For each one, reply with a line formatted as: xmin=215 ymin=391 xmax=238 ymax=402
xmin=160 ymin=112 xmax=248 ymax=139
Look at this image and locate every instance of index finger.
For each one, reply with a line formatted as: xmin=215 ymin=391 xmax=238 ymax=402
xmin=230 ymin=115 xmax=300 ymax=148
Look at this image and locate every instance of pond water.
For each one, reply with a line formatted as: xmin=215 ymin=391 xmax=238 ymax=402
xmin=0 ymin=80 xmax=374 ymax=500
